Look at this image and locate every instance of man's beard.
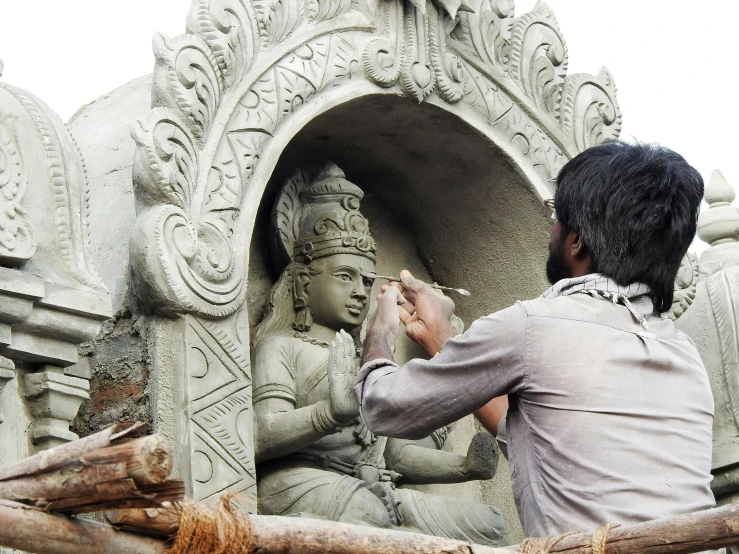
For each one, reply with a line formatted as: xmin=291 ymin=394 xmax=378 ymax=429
xmin=546 ymin=235 xmax=572 ymax=285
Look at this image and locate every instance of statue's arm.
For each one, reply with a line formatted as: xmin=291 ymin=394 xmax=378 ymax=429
xmin=253 ymin=338 xmax=342 ymax=463
xmin=384 ymin=432 xmax=498 ymax=484
xmin=255 ymin=398 xmax=340 ymax=463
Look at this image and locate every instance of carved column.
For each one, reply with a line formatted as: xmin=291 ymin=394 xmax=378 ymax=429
xmin=22 ymin=365 xmax=90 ymax=450
xmin=674 ymin=170 xmax=739 ymax=504
xmin=0 ymin=77 xmax=112 ymax=462
xmin=0 ymin=356 xmax=14 ymax=425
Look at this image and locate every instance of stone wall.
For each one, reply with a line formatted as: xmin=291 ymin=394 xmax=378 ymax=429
xmin=71 ymin=309 xmax=152 ymax=436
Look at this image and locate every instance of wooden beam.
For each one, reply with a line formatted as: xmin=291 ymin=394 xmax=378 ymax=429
xmin=0 ymin=499 xmax=166 ymax=554
xmin=506 ymin=502 xmax=739 ymax=553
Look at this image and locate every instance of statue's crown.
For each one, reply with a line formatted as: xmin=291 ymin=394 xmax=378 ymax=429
xmin=272 ymin=162 xmax=376 ymax=267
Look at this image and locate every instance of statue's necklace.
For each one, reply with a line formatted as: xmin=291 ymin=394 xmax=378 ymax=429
xmin=293 ymin=332 xmax=362 ymax=357
xmin=294 ymin=331 xmax=331 ymax=348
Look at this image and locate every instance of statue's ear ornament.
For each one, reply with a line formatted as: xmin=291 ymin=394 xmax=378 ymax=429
xmin=271 ymin=162 xmax=376 ymax=272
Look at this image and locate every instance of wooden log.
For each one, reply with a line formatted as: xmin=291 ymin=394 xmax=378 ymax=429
xmin=82 ymin=434 xmax=172 ymax=486
xmin=109 ymin=503 xmax=508 ymax=553
xmin=505 ymin=501 xmax=739 ymax=553
xmin=106 ymin=504 xmax=181 ymax=537
xmin=109 ymin=501 xmax=739 ymax=554
xmin=45 ymin=480 xmax=186 ymax=515
xmin=0 ymin=499 xmax=166 ymax=554
xmin=0 ymin=421 xmax=149 ymax=482
xmin=42 ymin=478 xmax=185 ymax=514
xmin=0 ymin=435 xmax=180 ymax=513
xmin=0 ymin=461 xmax=129 ymax=504
xmin=248 ymin=515 xmax=509 ymax=554
xmin=6 ymin=498 xmax=739 ymax=554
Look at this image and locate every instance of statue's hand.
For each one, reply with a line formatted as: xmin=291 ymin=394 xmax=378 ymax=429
xmin=463 ymin=432 xmax=499 ymax=481
xmin=328 ymin=329 xmax=360 ymax=425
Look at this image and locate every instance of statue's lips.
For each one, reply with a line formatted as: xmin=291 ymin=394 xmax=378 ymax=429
xmin=346 ymin=305 xmax=364 ymax=316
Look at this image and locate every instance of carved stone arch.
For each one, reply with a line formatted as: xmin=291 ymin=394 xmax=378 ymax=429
xmin=130 ymin=0 xmax=621 ymax=510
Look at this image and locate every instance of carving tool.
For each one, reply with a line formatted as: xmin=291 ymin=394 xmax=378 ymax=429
xmin=367 ymin=274 xmax=471 ymax=296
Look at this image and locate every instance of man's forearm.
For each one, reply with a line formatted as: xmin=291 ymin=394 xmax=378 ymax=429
xmin=474 ymin=395 xmax=509 ymax=435
xmin=362 ymin=327 xmax=396 ymax=365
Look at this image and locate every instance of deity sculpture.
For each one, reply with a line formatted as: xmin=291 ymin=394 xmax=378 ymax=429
xmin=252 ymin=162 xmax=504 ymax=544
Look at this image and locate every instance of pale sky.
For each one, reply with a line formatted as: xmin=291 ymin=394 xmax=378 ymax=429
xmin=1 ymin=0 xmax=737 ymax=238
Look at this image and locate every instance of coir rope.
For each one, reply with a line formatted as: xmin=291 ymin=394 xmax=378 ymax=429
xmin=520 ymin=524 xmax=620 ymax=554
xmin=168 ymin=492 xmax=254 ymax=554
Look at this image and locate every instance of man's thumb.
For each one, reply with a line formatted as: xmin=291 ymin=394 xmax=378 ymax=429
xmin=400 ymin=270 xmax=426 ymax=293
xmin=378 ymin=286 xmax=400 ymax=314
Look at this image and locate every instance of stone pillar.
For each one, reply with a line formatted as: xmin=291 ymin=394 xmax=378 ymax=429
xmin=0 ymin=356 xmax=14 ymax=425
xmin=674 ymin=170 xmax=739 ymax=504
xmin=0 ymin=74 xmax=112 ymax=464
xmin=22 ymin=365 xmax=90 ymax=451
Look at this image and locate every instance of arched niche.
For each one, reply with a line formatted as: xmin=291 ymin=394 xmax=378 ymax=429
xmin=245 ymin=92 xmax=551 ymax=541
xmin=247 ymin=93 xmax=551 ymax=332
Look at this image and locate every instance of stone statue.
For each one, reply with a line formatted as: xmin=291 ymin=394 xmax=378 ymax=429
xmin=252 ymin=162 xmax=504 ymax=544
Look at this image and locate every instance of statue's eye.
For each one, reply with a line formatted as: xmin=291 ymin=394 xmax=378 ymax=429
xmin=335 ymin=273 xmax=352 ymax=282
xmin=363 ymin=279 xmax=374 ymax=288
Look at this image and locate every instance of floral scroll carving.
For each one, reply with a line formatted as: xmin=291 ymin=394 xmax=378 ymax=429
xmin=450 ymin=0 xmax=513 ymax=70
xmin=132 ymin=0 xmax=622 ymax=319
xmin=559 ymin=68 xmax=622 ymax=152
xmin=132 ymin=0 xmax=257 ymax=318
xmin=507 ymin=1 xmax=567 ymax=119
xmin=669 ymin=251 xmax=699 ymax=320
xmin=0 ymin=120 xmax=35 ymax=262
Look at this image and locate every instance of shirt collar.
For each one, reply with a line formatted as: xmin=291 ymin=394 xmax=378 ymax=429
xmin=542 ymin=274 xmax=654 ymax=329
xmin=542 ymin=273 xmax=651 ymax=300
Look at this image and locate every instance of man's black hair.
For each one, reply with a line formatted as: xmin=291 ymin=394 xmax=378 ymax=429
xmin=554 ymin=141 xmax=704 ymax=313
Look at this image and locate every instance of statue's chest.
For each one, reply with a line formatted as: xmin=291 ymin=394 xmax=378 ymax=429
xmin=293 ymin=345 xmax=331 ymax=407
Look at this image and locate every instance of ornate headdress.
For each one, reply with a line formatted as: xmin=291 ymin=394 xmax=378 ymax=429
xmin=272 ymin=162 xmax=377 ymax=269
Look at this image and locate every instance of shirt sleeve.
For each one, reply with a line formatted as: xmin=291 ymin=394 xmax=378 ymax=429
xmin=354 ymin=301 xmax=529 ymax=439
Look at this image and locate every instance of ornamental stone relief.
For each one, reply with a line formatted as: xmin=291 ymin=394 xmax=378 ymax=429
xmin=128 ymin=0 xmax=624 ymax=517
xmin=672 ymin=170 xmax=739 ymax=504
xmin=0 ymin=119 xmax=35 ymax=263
xmin=131 ymin=0 xmax=622 ymax=321
xmin=0 ymin=78 xmax=112 ymax=468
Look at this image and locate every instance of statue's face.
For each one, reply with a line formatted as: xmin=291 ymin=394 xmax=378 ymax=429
xmin=302 ymin=254 xmax=376 ymax=331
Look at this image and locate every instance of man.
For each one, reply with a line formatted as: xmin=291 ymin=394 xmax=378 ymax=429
xmin=354 ymin=141 xmax=716 ymax=537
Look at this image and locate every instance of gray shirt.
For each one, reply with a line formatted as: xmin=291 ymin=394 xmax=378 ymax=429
xmin=355 ymin=274 xmax=716 ymax=537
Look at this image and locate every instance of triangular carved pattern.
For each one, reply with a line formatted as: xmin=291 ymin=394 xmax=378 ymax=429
xmin=185 ymin=316 xmax=256 ymax=511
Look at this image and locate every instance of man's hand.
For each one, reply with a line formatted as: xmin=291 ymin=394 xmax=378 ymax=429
xmin=387 ymin=270 xmax=456 ymax=356
xmin=362 ymin=286 xmax=402 ymax=365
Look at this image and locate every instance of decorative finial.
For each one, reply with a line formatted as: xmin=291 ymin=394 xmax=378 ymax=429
xmin=314 ymin=161 xmax=345 ymax=180
xmin=697 ymin=170 xmax=739 ymax=247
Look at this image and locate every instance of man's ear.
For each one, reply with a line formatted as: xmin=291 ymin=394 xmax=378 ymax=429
xmin=571 ymin=232 xmax=586 ymax=258
xmin=292 ymin=267 xmax=313 ymax=309
xmin=570 ymin=232 xmax=594 ymax=274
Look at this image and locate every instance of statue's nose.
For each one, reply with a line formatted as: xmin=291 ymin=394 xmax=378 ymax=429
xmin=353 ymin=283 xmax=368 ymax=300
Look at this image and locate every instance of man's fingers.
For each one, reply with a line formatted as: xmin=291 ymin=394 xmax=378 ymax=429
xmin=400 ymin=270 xmax=434 ymax=301
xmin=398 ymin=305 xmax=414 ymax=325
xmin=399 ymin=270 xmax=428 ymax=294
xmin=377 ymin=287 xmax=401 ymax=317
xmin=397 ymin=296 xmax=415 ymax=316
